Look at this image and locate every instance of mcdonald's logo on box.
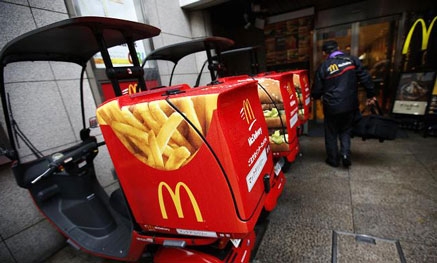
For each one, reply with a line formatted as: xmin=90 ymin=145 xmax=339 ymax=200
xmin=158 ymin=182 xmax=204 ymax=222
xmin=241 ymin=98 xmax=257 ymax=130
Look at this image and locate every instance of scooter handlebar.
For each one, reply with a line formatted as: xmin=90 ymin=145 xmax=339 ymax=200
xmin=31 ymin=165 xmax=57 ymax=184
xmin=31 ymin=140 xmax=98 ymax=184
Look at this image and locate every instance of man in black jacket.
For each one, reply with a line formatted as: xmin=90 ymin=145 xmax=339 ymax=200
xmin=312 ymin=40 xmax=376 ymax=168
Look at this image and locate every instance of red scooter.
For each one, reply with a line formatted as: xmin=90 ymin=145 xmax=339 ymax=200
xmin=0 ymin=17 xmax=285 ymax=262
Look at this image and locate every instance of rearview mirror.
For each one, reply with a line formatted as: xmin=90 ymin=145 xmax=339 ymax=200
xmin=89 ymin=116 xmax=99 ymax=129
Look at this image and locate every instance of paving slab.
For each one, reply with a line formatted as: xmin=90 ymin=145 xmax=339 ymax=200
xmin=401 ymin=241 xmax=437 ymax=263
xmin=0 ymin=166 xmax=43 ymax=239
xmin=353 ymin=203 xmax=437 ymax=246
xmin=332 ymin=231 xmax=405 ymax=263
xmin=0 ymin=241 xmax=15 ymax=263
xmin=255 ymin=225 xmax=332 ymax=263
xmin=5 ymin=220 xmax=65 ymax=263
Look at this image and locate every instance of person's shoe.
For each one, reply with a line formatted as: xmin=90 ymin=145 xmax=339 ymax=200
xmin=325 ymin=158 xmax=339 ymax=167
xmin=342 ymin=155 xmax=351 ymax=168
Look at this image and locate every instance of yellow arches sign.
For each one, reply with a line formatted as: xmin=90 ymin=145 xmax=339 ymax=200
xmin=402 ymin=16 xmax=437 ymax=55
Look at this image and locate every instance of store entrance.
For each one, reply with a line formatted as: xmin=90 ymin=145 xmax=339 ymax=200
xmin=313 ymin=16 xmax=400 ymax=119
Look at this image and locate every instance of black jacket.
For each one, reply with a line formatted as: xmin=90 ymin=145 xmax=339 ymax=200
xmin=312 ymin=53 xmax=375 ymax=115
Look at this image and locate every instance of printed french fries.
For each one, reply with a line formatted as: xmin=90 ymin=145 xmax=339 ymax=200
xmin=96 ymin=95 xmax=217 ymax=171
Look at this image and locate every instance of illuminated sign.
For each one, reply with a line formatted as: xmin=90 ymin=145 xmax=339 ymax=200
xmin=158 ymin=182 xmax=203 ymax=222
xmin=402 ymin=16 xmax=437 ymax=54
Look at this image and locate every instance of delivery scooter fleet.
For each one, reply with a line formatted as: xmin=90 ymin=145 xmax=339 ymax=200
xmin=0 ymin=17 xmax=290 ymax=262
xmin=143 ymin=39 xmax=312 ymax=171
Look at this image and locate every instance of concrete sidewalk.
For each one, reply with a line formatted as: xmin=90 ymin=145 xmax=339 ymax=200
xmin=46 ymin=131 xmax=437 ymax=262
xmin=254 ymin=132 xmax=437 ymax=262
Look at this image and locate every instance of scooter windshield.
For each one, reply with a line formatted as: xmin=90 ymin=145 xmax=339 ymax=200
xmin=0 ymin=17 xmax=161 ymax=164
xmin=2 ymin=61 xmax=98 ymax=163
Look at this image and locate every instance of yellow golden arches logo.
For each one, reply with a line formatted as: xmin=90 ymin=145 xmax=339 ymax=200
xmin=285 ymin=82 xmax=293 ymax=95
xmin=158 ymin=182 xmax=203 ymax=222
xmin=402 ymin=16 xmax=437 ymax=55
xmin=128 ymin=83 xmax=138 ymax=95
xmin=242 ymin=99 xmax=255 ymax=124
xmin=302 ymin=76 xmax=308 ymax=87
xmin=328 ymin=64 xmax=339 ymax=72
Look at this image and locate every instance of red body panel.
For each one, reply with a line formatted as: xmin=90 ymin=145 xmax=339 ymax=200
xmin=101 ymin=80 xmax=160 ymax=100
xmin=219 ymin=73 xmax=301 ymax=163
xmin=289 ymin=69 xmax=311 ymax=124
xmin=154 ymin=247 xmax=223 ymax=263
xmin=256 ymin=72 xmax=301 ymax=162
xmin=97 ymin=81 xmax=273 ymax=238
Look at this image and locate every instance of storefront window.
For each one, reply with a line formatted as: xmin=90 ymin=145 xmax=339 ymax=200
xmin=72 ymin=0 xmax=154 ymax=68
xmin=314 ymin=25 xmax=352 ymax=67
xmin=313 ymin=24 xmax=352 ymax=120
xmin=67 ymin=0 xmax=161 ymax=102
xmin=313 ymin=16 xmax=399 ymax=119
xmin=358 ymin=18 xmax=398 ymax=110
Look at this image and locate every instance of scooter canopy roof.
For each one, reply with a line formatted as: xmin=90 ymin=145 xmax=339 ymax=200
xmin=0 ymin=16 xmax=160 ymax=66
xmin=144 ymin=36 xmax=234 ymax=64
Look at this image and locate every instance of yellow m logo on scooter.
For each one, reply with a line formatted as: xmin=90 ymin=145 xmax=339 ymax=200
xmin=402 ymin=16 xmax=437 ymax=54
xmin=158 ymin=182 xmax=203 ymax=222
xmin=128 ymin=83 xmax=138 ymax=95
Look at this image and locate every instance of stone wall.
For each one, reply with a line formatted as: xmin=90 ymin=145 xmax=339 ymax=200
xmin=0 ymin=0 xmax=211 ymax=262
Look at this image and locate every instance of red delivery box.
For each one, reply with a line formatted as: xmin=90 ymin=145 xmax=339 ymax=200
xmin=290 ymin=69 xmax=311 ymax=124
xmin=96 ymin=81 xmax=284 ymax=238
xmin=255 ymin=72 xmax=300 ymax=163
xmin=101 ymin=80 xmax=160 ymax=101
xmin=220 ymin=73 xmax=300 ymax=163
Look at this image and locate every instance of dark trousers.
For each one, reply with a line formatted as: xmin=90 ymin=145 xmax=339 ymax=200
xmin=324 ymin=110 xmax=356 ymax=163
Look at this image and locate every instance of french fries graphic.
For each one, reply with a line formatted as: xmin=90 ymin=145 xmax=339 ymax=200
xmin=97 ymin=95 xmax=217 ymax=170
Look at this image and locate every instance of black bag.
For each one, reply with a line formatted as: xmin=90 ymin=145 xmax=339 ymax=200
xmin=352 ymin=101 xmax=398 ymax=142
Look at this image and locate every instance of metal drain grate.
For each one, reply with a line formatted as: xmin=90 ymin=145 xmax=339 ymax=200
xmin=331 ymin=231 xmax=406 ymax=263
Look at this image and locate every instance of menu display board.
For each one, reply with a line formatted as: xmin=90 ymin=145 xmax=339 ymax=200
xmin=392 ymin=72 xmax=436 ymax=115
xmin=264 ymin=16 xmax=313 ymax=66
xmin=428 ymin=78 xmax=437 ymax=115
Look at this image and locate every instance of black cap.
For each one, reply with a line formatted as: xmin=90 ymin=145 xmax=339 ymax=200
xmin=322 ymin=40 xmax=338 ymax=54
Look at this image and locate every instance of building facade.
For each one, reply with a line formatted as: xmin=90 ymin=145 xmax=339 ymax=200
xmin=0 ymin=0 xmax=436 ymax=262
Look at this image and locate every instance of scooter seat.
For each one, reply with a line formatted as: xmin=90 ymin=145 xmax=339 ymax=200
xmin=109 ymin=188 xmax=130 ymax=219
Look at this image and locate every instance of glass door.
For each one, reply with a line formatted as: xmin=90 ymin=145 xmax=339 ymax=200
xmin=312 ymin=16 xmax=399 ymax=119
xmin=358 ymin=17 xmax=399 ymax=113
xmin=314 ymin=24 xmax=353 ymax=68
xmin=313 ymin=24 xmax=352 ymax=120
